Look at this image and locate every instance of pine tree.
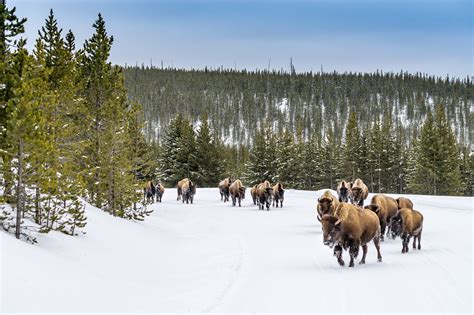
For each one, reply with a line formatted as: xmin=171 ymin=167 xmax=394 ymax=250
xmin=407 ymin=110 xmax=436 ymax=194
xmin=408 ymin=105 xmax=463 ymax=195
xmin=433 ymin=104 xmax=463 ymax=195
xmin=343 ymin=109 xmax=363 ymax=180
xmin=195 ymin=113 xmax=223 ymax=187
xmin=0 ymin=1 xmax=27 ymax=202
xmin=459 ymin=147 xmax=473 ymax=196
xmin=78 ymin=13 xmax=115 ymax=207
xmin=4 ymin=48 xmax=52 ymax=239
xmin=160 ymin=114 xmax=183 ymax=185
xmin=319 ymin=127 xmax=343 ymax=189
xmin=244 ymin=125 xmax=276 ymax=185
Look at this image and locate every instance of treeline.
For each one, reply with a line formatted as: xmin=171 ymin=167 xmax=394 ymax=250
xmin=123 ymin=65 xmax=473 ymax=148
xmin=0 ymin=6 xmax=156 ymax=241
xmin=159 ymin=105 xmax=471 ymax=196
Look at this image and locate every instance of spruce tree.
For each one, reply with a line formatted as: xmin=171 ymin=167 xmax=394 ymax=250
xmin=195 ymin=113 xmax=222 ymax=187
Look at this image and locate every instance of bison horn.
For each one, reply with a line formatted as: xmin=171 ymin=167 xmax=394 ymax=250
xmin=335 ymin=219 xmax=341 ymax=226
xmin=317 ymin=215 xmax=321 ymax=222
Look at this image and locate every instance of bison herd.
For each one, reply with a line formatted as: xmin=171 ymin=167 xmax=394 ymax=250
xmin=144 ymin=177 xmax=424 ymax=269
xmin=319 ymin=178 xmax=424 ymax=267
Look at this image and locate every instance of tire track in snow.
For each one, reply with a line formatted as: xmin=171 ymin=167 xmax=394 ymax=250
xmin=203 ymin=237 xmax=246 ymax=313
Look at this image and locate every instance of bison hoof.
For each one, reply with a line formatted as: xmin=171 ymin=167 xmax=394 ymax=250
xmin=338 ymin=260 xmax=345 ymax=267
xmin=359 ymin=260 xmax=365 ymax=265
xmin=378 ymin=257 xmax=382 ymax=262
xmin=418 ymin=245 xmax=421 ymax=250
xmin=349 ymin=263 xmax=354 ymax=267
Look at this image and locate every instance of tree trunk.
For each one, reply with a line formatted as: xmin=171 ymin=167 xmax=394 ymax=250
xmin=15 ymin=139 xmax=24 ymax=239
xmin=35 ymin=186 xmax=40 ymax=224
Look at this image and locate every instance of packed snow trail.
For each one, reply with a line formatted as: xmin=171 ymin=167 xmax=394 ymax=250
xmin=1 ymin=189 xmax=472 ymax=313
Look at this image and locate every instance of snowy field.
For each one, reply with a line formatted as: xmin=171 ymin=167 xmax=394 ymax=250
xmin=1 ymin=188 xmax=473 ymax=313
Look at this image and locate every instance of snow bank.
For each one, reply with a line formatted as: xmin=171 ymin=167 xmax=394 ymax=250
xmin=1 ymin=189 xmax=472 ymax=313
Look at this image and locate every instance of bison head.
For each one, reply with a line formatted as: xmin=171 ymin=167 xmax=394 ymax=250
xmin=351 ymin=187 xmax=363 ymax=205
xmin=364 ymin=204 xmax=380 ymax=214
xmin=318 ymin=197 xmax=335 ymax=215
xmin=390 ymin=215 xmax=402 ymax=239
xmin=321 ymin=215 xmax=341 ymax=248
xmin=338 ymin=187 xmax=349 ymax=203
xmin=240 ymin=186 xmax=246 ymax=199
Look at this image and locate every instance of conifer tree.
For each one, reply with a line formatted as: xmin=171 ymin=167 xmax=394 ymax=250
xmin=245 ymin=125 xmax=276 ymax=185
xmin=0 ymin=1 xmax=27 ymax=202
xmin=78 ymin=13 xmax=115 ymax=207
xmin=343 ymin=109 xmax=363 ymax=180
xmin=195 ymin=113 xmax=223 ymax=187
xmin=432 ymin=104 xmax=463 ymax=195
xmin=160 ymin=114 xmax=183 ymax=185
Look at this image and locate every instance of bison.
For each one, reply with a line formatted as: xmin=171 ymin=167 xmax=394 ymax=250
xmin=336 ymin=180 xmax=351 ymax=203
xmin=272 ymin=183 xmax=284 ymax=208
xmin=229 ymin=180 xmax=246 ymax=207
xmin=143 ymin=181 xmax=156 ymax=204
xmin=256 ymin=181 xmax=272 ymax=210
xmin=177 ymin=178 xmax=195 ymax=203
xmin=316 ymin=190 xmax=339 ymax=221
xmin=181 ymin=179 xmax=196 ymax=204
xmin=350 ymin=178 xmax=368 ymax=207
xmin=321 ymin=202 xmax=382 ymax=267
xmin=364 ymin=194 xmax=398 ymax=241
xmin=176 ymin=178 xmax=189 ymax=201
xmin=396 ymin=197 xmax=414 ymax=210
xmin=391 ymin=207 xmax=423 ymax=253
xmin=250 ymin=184 xmax=258 ymax=205
xmin=218 ymin=177 xmax=232 ymax=202
xmin=155 ymin=182 xmax=165 ymax=202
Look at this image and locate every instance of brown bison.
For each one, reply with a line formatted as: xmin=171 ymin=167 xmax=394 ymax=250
xmin=256 ymin=181 xmax=273 ymax=210
xmin=316 ymin=190 xmax=339 ymax=221
xmin=364 ymin=194 xmax=398 ymax=241
xmin=272 ymin=183 xmax=284 ymax=208
xmin=391 ymin=207 xmax=424 ymax=253
xmin=350 ymin=178 xmax=368 ymax=207
xmin=176 ymin=178 xmax=189 ymax=201
xmin=250 ymin=184 xmax=258 ymax=205
xmin=396 ymin=197 xmax=414 ymax=210
xmin=177 ymin=178 xmax=196 ymax=203
xmin=218 ymin=177 xmax=232 ymax=202
xmin=321 ymin=202 xmax=382 ymax=267
xmin=180 ymin=179 xmax=196 ymax=204
xmin=155 ymin=182 xmax=165 ymax=202
xmin=229 ymin=180 xmax=246 ymax=207
xmin=143 ymin=181 xmax=156 ymax=204
xmin=336 ymin=180 xmax=351 ymax=203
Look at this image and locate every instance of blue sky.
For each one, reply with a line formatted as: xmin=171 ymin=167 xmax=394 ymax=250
xmin=11 ymin=0 xmax=473 ymax=77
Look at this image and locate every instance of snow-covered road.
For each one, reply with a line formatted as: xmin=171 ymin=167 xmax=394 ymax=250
xmin=1 ymin=188 xmax=472 ymax=313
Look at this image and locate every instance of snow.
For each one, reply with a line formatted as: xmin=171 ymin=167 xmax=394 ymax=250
xmin=1 ymin=189 xmax=473 ymax=313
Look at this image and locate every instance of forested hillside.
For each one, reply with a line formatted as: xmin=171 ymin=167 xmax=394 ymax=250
xmin=123 ymin=67 xmax=473 ymax=147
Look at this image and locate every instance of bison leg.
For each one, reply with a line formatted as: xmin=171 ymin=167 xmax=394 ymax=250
xmin=417 ymin=232 xmax=422 ymax=250
xmin=401 ymin=234 xmax=409 ymax=253
xmin=334 ymin=245 xmax=345 ymax=266
xmin=280 ymin=200 xmax=283 ymax=207
xmin=359 ymin=244 xmax=368 ymax=264
xmin=349 ymin=243 xmax=359 ymax=267
xmin=412 ymin=235 xmax=417 ymax=249
xmin=238 ymin=197 xmax=241 ymax=207
xmin=380 ymin=222 xmax=386 ymax=242
xmin=373 ymin=237 xmax=382 ymax=262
